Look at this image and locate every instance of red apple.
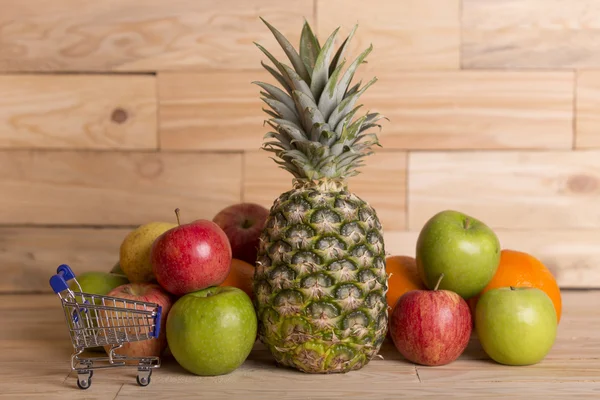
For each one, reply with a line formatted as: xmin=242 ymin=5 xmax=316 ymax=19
xmin=212 ymin=203 xmax=268 ymax=265
xmin=389 ymin=274 xmax=472 ymax=366
xmin=151 ymin=209 xmax=232 ymax=296
xmin=102 ymin=283 xmax=173 ymax=358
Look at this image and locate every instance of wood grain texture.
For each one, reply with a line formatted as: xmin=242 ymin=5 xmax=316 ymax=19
xmin=0 ymin=363 xmax=122 ymax=399
xmin=416 ymin=359 xmax=600 ymax=383
xmin=0 ymin=75 xmax=157 ymax=150
xmin=576 ymin=71 xmax=600 ymax=149
xmin=0 ymin=291 xmax=598 ymax=398
xmin=0 ymin=227 xmax=127 ymax=293
xmin=408 ymin=151 xmax=600 ymax=230
xmin=0 ymin=151 xmax=242 ymax=225
xmin=1 ymin=226 xmax=598 ymax=294
xmin=116 ymin=382 xmax=600 ymax=399
xmin=362 ymin=71 xmax=574 ymax=150
xmin=317 ymin=0 xmax=460 ymax=71
xmin=158 ymin=72 xmax=264 ymax=151
xmin=462 ymin=0 xmax=600 ymax=69
xmin=383 ymin=230 xmax=600 ymax=289
xmin=0 ymin=0 xmax=312 ymax=72
xmin=243 ymin=150 xmax=407 ymax=230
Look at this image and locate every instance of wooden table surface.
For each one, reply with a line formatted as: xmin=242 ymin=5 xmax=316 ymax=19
xmin=2 ymin=290 xmax=599 ymax=399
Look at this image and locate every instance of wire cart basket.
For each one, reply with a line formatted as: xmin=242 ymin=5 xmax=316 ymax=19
xmin=49 ymin=264 xmax=163 ymax=389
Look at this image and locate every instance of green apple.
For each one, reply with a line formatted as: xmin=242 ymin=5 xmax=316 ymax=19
xmin=416 ymin=210 xmax=501 ymax=299
xmin=120 ymin=222 xmax=177 ymax=283
xmin=166 ymin=286 xmax=257 ymax=376
xmin=69 ymin=271 xmax=129 ymax=298
xmin=68 ymin=271 xmax=129 ymax=351
xmin=476 ymin=287 xmax=557 ymax=365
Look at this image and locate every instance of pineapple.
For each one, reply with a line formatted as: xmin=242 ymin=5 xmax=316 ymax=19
xmin=252 ymin=18 xmax=388 ymax=374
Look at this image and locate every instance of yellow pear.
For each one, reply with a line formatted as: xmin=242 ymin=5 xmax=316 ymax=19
xmin=119 ymin=222 xmax=177 ymax=283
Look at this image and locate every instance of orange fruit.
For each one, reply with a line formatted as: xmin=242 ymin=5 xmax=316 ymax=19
xmin=386 ymin=255 xmax=426 ymax=314
xmin=220 ymin=258 xmax=255 ymax=300
xmin=470 ymin=249 xmax=562 ymax=323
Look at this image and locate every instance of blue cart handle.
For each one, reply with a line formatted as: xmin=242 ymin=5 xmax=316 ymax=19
xmin=49 ymin=264 xmax=76 ymax=294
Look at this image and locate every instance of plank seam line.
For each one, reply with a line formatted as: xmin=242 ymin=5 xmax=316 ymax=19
xmin=61 ymin=371 xmax=71 ymax=385
xmin=113 ymin=383 xmax=125 ymax=400
xmin=415 ymin=365 xmax=422 ymax=383
xmin=0 ymin=71 xmax=156 ymax=76
xmin=458 ymin=0 xmax=464 ymax=69
xmin=572 ymin=70 xmax=578 ymax=150
xmin=156 ymin=71 xmax=161 ymax=151
xmin=313 ymin=0 xmax=318 ymax=36
xmin=241 ymin=151 xmax=246 ymax=203
xmin=0 ymin=223 xmax=140 ymax=229
xmin=405 ymin=152 xmax=410 ymax=230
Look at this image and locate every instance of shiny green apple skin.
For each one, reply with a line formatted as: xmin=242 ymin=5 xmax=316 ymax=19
xmin=416 ymin=210 xmax=501 ymax=299
xmin=69 ymin=271 xmax=128 ymax=299
xmin=166 ymin=286 xmax=257 ymax=376
xmin=476 ymin=287 xmax=557 ymax=366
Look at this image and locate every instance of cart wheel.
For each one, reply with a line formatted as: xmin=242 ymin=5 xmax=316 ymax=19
xmin=77 ymin=376 xmax=92 ymax=390
xmin=136 ymin=373 xmax=151 ymax=387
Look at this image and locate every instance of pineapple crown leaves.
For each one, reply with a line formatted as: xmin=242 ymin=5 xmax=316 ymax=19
xmin=253 ymin=18 xmax=386 ymax=182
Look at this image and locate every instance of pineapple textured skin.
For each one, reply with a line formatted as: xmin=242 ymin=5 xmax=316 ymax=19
xmin=253 ymin=180 xmax=388 ymax=373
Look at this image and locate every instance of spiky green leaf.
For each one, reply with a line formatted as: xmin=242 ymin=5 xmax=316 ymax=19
xmin=262 ymin=97 xmax=301 ymax=126
xmin=318 ymin=129 xmax=336 ymax=145
xmin=340 ymin=115 xmax=368 ymax=144
xmin=309 ymin=122 xmax=327 ymax=142
xmin=292 ymin=90 xmax=324 ymax=133
xmin=299 ymin=21 xmax=321 ymax=74
xmin=318 ymin=59 xmax=346 ymax=121
xmin=262 ymin=108 xmax=279 ymax=119
xmin=261 ymin=17 xmax=311 ymax=84
xmin=263 ymin=131 xmax=292 ymax=148
xmin=260 ymin=62 xmax=292 ymax=94
xmin=329 ymin=77 xmax=377 ymax=130
xmin=310 ymin=27 xmax=340 ymax=102
xmin=255 ymin=43 xmax=288 ymax=77
xmin=329 ymin=24 xmax=358 ymax=76
xmin=260 ymin=90 xmax=273 ymax=99
xmin=271 ymin=119 xmax=306 ymax=143
xmin=253 ymin=81 xmax=296 ymax=113
xmin=282 ymin=65 xmax=315 ymax=102
xmin=346 ymin=80 xmax=361 ymax=97
xmin=335 ymin=44 xmax=373 ymax=104
xmin=334 ymin=105 xmax=363 ymax=136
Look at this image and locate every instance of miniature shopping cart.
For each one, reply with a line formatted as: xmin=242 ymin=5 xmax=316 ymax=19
xmin=49 ymin=264 xmax=163 ymax=390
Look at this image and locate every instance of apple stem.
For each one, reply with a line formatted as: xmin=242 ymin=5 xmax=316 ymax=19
xmin=174 ymin=208 xmax=181 ymax=226
xmin=464 ymin=218 xmax=471 ymax=229
xmin=434 ymin=273 xmax=444 ymax=291
xmin=510 ymin=286 xmax=515 ymax=291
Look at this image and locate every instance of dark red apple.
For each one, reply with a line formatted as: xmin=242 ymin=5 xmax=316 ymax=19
xmin=151 ymin=209 xmax=232 ymax=296
xmin=212 ymin=203 xmax=268 ymax=265
xmin=389 ymin=274 xmax=472 ymax=366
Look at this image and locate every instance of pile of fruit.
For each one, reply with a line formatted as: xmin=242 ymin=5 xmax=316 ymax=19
xmin=387 ymin=209 xmax=561 ymax=367
xmin=72 ymin=203 xmax=269 ymax=376
xmin=67 ymin=17 xmax=562 ymax=377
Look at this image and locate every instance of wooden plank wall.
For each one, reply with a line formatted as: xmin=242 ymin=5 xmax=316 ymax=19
xmin=1 ymin=0 xmax=599 ymax=292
